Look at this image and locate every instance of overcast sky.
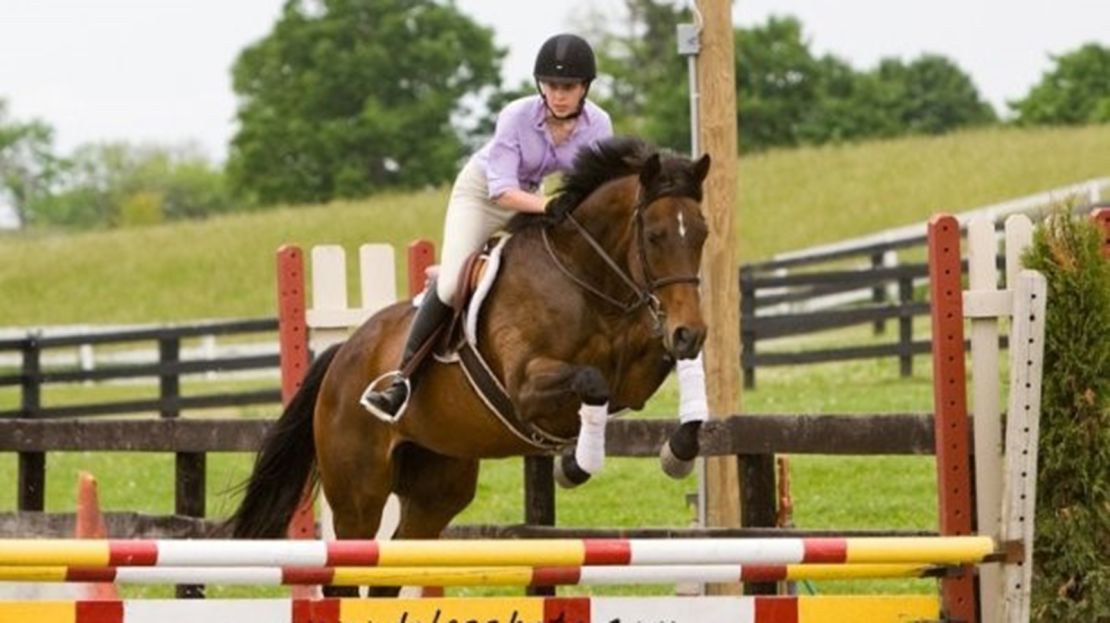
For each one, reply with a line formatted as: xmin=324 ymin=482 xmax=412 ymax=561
xmin=2 ymin=0 xmax=1107 ymax=162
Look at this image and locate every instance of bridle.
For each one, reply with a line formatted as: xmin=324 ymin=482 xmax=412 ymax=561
xmin=541 ymin=189 xmax=701 ymax=334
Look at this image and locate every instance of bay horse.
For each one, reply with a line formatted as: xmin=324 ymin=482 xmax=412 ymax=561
xmin=228 ymin=137 xmax=711 ymax=595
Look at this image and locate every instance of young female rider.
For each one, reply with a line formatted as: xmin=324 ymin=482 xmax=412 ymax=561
xmin=361 ymin=33 xmax=614 ymax=419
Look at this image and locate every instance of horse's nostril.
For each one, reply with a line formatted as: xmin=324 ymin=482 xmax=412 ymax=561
xmin=671 ymin=326 xmax=706 ymax=359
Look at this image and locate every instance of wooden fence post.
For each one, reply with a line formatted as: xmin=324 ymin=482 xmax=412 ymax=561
xmin=738 ymin=453 xmax=776 ymax=595
xmin=159 ymin=334 xmax=204 ymax=598
xmin=739 ymin=269 xmax=756 ymax=389
xmin=898 ymin=276 xmax=914 ymax=377
xmin=524 ymin=456 xmax=556 ymax=597
xmin=17 ymin=334 xmax=44 ymax=512
xmin=871 ymin=252 xmax=886 ymax=334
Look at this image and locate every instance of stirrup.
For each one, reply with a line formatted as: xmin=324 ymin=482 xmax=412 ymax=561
xmin=359 ymin=371 xmax=411 ymax=423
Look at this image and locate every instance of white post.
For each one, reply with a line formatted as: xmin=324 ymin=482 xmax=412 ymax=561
xmin=78 ymin=344 xmax=95 ymax=386
xmin=965 ymin=216 xmax=1004 ymax=623
xmin=202 ymin=335 xmax=217 ymax=380
xmin=1000 ymin=270 xmax=1046 ymax=622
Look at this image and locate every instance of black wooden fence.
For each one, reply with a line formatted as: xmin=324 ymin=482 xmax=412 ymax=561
xmin=0 ymin=415 xmax=936 ymax=539
xmin=740 ymin=256 xmax=931 ymax=389
xmin=740 ymin=202 xmax=1107 ymax=389
xmin=0 ymin=317 xmax=938 ymax=555
xmin=0 ymin=318 xmax=281 ymax=515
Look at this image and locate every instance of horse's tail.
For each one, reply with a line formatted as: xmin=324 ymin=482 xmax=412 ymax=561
xmin=227 ymin=342 xmax=342 ymax=538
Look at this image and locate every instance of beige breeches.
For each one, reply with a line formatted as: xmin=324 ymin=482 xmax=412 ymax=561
xmin=435 ymin=157 xmax=522 ymax=303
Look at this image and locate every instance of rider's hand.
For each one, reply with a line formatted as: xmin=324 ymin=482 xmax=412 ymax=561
xmin=542 ymin=194 xmax=576 ymax=225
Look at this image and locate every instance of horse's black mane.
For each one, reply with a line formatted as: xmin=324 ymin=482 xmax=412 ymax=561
xmin=505 ymin=136 xmax=690 ymax=233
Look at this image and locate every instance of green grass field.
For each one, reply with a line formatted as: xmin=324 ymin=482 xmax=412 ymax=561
xmin=0 ymin=124 xmax=1105 ymax=598
xmin=1 ymin=124 xmax=1108 ymax=326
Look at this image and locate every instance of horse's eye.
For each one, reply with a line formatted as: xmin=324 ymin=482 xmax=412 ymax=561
xmin=648 ymin=230 xmax=665 ymax=244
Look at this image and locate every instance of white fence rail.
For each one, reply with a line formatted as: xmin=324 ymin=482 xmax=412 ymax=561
xmin=760 ymin=177 xmax=1107 ymax=315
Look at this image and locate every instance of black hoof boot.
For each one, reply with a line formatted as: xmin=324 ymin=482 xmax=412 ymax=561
xmin=554 ymin=453 xmax=592 ymax=489
xmin=660 ymin=420 xmax=702 ymax=479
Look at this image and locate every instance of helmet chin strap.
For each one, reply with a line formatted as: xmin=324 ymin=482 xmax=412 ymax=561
xmin=536 ymin=80 xmax=592 ymax=121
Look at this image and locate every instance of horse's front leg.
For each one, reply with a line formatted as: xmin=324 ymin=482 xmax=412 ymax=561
xmin=661 ymin=353 xmax=709 ymax=479
xmin=516 ymin=357 xmax=610 ymax=489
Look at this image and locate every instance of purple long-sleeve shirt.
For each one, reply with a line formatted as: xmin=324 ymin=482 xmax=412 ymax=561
xmin=475 ymin=95 xmax=613 ymax=199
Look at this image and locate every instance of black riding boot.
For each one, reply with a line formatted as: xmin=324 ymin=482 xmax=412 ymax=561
xmin=361 ymin=291 xmax=453 ymax=418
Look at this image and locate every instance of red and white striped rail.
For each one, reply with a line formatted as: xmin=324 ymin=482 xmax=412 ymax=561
xmin=0 ymin=595 xmax=942 ymax=623
xmin=0 ymin=536 xmax=997 ymax=568
xmin=0 ymin=562 xmax=942 ymax=586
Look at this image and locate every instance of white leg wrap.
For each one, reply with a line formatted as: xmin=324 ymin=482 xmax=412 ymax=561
xmin=574 ymin=402 xmax=609 ymax=475
xmin=677 ymin=353 xmax=709 ymax=424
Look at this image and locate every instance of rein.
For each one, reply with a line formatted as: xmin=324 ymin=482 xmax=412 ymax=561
xmin=541 ymin=189 xmax=700 ymax=331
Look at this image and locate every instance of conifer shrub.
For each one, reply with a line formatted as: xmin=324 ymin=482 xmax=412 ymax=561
xmin=1022 ymin=209 xmax=1110 ymax=621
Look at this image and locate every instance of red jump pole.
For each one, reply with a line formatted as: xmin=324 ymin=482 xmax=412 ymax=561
xmin=407 ymin=239 xmax=436 ymax=298
xmin=276 ymin=246 xmax=315 ymax=598
xmin=927 ymin=215 xmax=977 ymax=623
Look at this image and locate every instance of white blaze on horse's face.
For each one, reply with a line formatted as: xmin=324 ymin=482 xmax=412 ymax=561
xmin=641 ymin=198 xmax=708 ymax=361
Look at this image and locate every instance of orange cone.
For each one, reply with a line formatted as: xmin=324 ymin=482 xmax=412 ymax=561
xmin=75 ymin=472 xmax=119 ymax=600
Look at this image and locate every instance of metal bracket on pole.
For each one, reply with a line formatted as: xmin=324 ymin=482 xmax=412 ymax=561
xmin=678 ymin=22 xmax=702 ymax=159
xmin=677 ymin=23 xmax=701 ymax=56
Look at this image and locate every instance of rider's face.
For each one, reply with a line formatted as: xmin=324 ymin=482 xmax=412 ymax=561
xmin=540 ymin=81 xmax=587 ymax=117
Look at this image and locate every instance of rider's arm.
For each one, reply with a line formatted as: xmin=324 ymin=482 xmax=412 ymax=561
xmin=492 ymin=188 xmax=546 ymax=213
xmin=485 ymin=99 xmax=550 ymax=214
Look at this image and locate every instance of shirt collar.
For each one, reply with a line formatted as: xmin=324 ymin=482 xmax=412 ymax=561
xmin=531 ymin=95 xmax=592 ymax=130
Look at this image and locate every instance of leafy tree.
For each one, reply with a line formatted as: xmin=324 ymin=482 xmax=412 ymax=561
xmin=583 ymin=0 xmax=692 ymax=150
xmin=795 ymin=55 xmax=892 ymax=144
xmin=0 ymin=99 xmax=64 ymax=226
xmin=1011 ymin=43 xmax=1110 ymax=125
xmin=735 ymin=15 xmax=825 ymax=151
xmin=871 ymin=55 xmax=996 ymax=134
xmin=29 ymin=142 xmax=230 ymax=229
xmin=591 ymin=6 xmax=996 ymax=152
xmin=228 ymin=0 xmax=504 ymax=206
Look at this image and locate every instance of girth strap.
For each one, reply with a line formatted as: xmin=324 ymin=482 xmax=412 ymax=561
xmin=455 ymin=342 xmax=574 ymax=451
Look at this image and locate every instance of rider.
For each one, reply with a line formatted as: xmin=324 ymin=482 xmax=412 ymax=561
xmin=361 ymin=33 xmax=614 ymax=419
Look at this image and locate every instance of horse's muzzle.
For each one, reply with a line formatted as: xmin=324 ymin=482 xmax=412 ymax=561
xmin=670 ymin=325 xmax=706 ymax=360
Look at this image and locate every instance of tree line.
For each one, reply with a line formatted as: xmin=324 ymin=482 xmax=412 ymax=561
xmin=3 ymin=0 xmax=1110 ymax=230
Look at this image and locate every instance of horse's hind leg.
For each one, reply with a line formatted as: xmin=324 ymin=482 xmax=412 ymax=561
xmin=393 ymin=443 xmax=479 ymax=538
xmin=359 ymin=443 xmax=480 ymax=597
xmin=318 ymin=432 xmax=395 ymax=598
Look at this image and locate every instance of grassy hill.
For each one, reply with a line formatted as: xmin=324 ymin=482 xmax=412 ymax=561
xmin=1 ymin=124 xmax=1108 ymax=326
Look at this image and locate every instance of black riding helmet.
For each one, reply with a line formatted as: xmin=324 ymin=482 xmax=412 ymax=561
xmin=533 ymin=33 xmax=596 ymax=120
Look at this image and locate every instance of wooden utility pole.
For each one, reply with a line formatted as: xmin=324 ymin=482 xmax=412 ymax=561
xmin=696 ymin=0 xmax=741 ymax=553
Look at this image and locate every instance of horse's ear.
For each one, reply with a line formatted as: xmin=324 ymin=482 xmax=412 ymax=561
xmin=694 ymin=154 xmax=711 ymax=184
xmin=640 ymin=153 xmax=662 ymax=187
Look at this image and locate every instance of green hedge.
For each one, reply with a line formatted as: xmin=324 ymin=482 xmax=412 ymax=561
xmin=1023 ymin=209 xmax=1110 ymax=621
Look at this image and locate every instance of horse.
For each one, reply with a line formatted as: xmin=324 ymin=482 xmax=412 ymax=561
xmin=228 ymin=137 xmax=712 ymax=596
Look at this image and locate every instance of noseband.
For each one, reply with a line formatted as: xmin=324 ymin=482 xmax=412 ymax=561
xmin=541 ymin=190 xmax=701 ymax=332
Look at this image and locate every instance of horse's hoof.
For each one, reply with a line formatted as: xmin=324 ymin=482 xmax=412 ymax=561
xmin=554 ymin=454 xmax=592 ymax=489
xmin=660 ymin=420 xmax=702 ymax=479
xmin=660 ymin=440 xmax=697 ymax=479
